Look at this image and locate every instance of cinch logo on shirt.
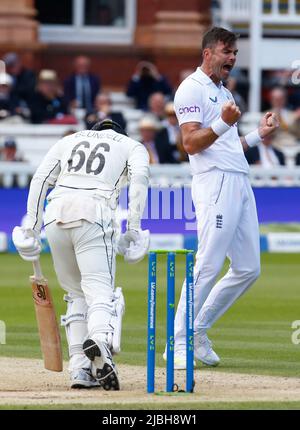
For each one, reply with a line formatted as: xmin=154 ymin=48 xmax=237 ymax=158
xmin=178 ymin=105 xmax=201 ymax=114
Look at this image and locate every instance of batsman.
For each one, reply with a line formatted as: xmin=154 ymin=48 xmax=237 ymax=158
xmin=12 ymin=120 xmax=150 ymax=390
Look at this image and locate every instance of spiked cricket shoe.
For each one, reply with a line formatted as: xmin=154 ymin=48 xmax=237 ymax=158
xmin=83 ymin=339 xmax=120 ymax=391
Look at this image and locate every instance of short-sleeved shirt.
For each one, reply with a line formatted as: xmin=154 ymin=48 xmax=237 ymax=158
xmin=174 ymin=67 xmax=249 ymax=175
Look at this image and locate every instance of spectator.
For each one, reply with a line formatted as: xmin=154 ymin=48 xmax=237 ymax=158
xmin=229 ymin=67 xmax=249 ymax=105
xmin=0 ymin=138 xmax=25 ymax=162
xmin=64 ymin=56 xmax=100 ymax=113
xmin=226 ymin=76 xmax=247 ymax=114
xmin=29 ymin=70 xmax=68 ymax=124
xmin=267 ymin=87 xmax=300 ymax=149
xmin=138 ymin=116 xmax=160 ymax=164
xmin=2 ymin=52 xmax=36 ymax=106
xmin=296 ymin=153 xmax=300 ymax=166
xmin=155 ymin=102 xmax=184 ymax=163
xmin=126 ymin=61 xmax=172 ymax=110
xmin=0 ymin=73 xmax=28 ymax=123
xmin=85 ymin=92 xmax=126 ymax=131
xmin=139 ymin=115 xmax=180 ymax=164
xmin=148 ymin=92 xmax=167 ymax=122
xmin=245 ymin=134 xmax=285 ymax=167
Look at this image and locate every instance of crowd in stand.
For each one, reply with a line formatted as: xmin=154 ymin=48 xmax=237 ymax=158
xmin=0 ymin=52 xmax=300 ymax=166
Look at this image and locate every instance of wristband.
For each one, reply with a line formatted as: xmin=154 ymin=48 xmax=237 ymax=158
xmin=244 ymin=129 xmax=262 ymax=147
xmin=211 ymin=118 xmax=231 ymax=136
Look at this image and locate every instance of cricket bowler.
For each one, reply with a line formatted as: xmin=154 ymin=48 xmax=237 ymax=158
xmin=169 ymin=27 xmax=279 ymax=368
xmin=12 ymin=119 xmax=150 ymax=390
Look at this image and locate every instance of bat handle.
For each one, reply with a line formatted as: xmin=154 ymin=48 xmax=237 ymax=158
xmin=33 ymin=259 xmax=43 ymax=280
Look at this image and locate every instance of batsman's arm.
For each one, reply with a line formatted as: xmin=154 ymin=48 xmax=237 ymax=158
xmin=116 ymin=142 xmax=150 ymax=264
xmin=127 ymin=143 xmax=150 ymax=231
xmin=180 ymin=122 xmax=219 ymax=155
xmin=25 ymin=141 xmax=62 ymax=233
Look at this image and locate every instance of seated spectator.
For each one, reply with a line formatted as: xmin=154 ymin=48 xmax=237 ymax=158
xmin=0 ymin=73 xmax=28 ymax=122
xmin=228 ymin=67 xmax=249 ymax=105
xmin=226 ymin=76 xmax=247 ymax=115
xmin=148 ymin=92 xmax=167 ymax=122
xmin=2 ymin=52 xmax=36 ymax=106
xmin=29 ymin=70 xmax=68 ymax=124
xmin=0 ymin=137 xmax=25 ymax=162
xmin=139 ymin=115 xmax=180 ymax=164
xmin=139 ymin=117 xmax=160 ymax=164
xmin=126 ymin=61 xmax=172 ymax=110
xmin=266 ymin=87 xmax=300 ymax=149
xmin=245 ymin=134 xmax=285 ymax=168
xmin=85 ymin=92 xmax=126 ymax=131
xmin=155 ymin=102 xmax=184 ymax=163
xmin=64 ymin=56 xmax=100 ymax=113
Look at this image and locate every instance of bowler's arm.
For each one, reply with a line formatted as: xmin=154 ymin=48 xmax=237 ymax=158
xmin=240 ymin=112 xmax=279 ymax=151
xmin=180 ymin=122 xmax=219 ymax=155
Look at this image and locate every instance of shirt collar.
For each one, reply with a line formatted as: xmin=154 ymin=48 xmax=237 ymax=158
xmin=195 ymin=67 xmax=223 ymax=88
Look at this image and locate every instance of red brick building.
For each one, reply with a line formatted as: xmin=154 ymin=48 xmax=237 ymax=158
xmin=0 ymin=0 xmax=211 ymax=90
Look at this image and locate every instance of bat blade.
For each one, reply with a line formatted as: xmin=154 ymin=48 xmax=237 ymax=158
xmin=30 ymin=275 xmax=63 ymax=372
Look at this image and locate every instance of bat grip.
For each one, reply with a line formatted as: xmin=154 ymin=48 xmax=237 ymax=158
xmin=33 ymin=260 xmax=43 ymax=280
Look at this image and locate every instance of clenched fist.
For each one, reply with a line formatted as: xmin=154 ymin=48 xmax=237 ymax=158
xmin=259 ymin=112 xmax=279 ymax=138
xmin=221 ymin=101 xmax=241 ymax=126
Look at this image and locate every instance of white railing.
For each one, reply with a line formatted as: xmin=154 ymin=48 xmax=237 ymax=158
xmin=250 ymin=165 xmax=300 ymax=187
xmin=0 ymin=124 xmax=81 ymax=168
xmin=1 ymin=162 xmax=300 ymax=188
xmin=220 ymin=0 xmax=300 ymax=24
xmin=0 ymin=162 xmax=34 ymax=188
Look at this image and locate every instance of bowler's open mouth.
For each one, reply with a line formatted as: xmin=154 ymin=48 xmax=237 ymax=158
xmin=223 ymin=64 xmax=233 ymax=72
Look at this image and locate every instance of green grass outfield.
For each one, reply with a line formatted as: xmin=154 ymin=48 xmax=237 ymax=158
xmin=0 ymin=252 xmax=300 ymax=410
xmin=0 ymin=252 xmax=299 ymax=375
xmin=260 ymin=223 xmax=300 ymax=233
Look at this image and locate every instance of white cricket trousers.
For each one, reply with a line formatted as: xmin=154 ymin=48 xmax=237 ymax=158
xmin=174 ymin=169 xmax=261 ymax=349
xmin=45 ymin=220 xmax=116 ymax=370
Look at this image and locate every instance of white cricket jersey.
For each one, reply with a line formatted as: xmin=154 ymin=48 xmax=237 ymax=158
xmin=174 ymin=67 xmax=249 ymax=175
xmin=26 ymin=129 xmax=149 ymax=232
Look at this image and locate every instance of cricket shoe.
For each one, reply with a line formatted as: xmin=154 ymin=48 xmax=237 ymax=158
xmin=83 ymin=339 xmax=120 ymax=391
xmin=163 ymin=350 xmax=196 ymax=370
xmin=70 ymin=368 xmax=100 ymax=389
xmin=194 ymin=334 xmax=220 ymax=367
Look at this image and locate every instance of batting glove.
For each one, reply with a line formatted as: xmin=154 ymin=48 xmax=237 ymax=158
xmin=117 ymin=229 xmax=150 ymax=264
xmin=12 ymin=226 xmax=42 ymax=262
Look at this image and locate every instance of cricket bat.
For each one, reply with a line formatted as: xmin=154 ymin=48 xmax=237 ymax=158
xmin=30 ymin=260 xmax=63 ymax=372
